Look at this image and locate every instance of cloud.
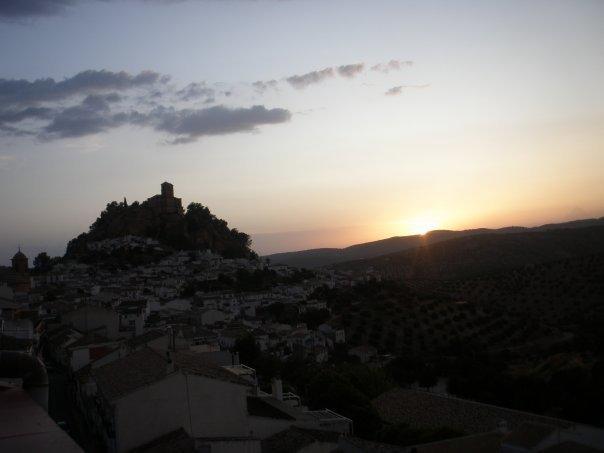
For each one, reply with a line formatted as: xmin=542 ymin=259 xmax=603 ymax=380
xmin=252 ymin=79 xmax=279 ymax=94
xmin=385 ymin=86 xmax=404 ymax=96
xmin=0 ymin=124 xmax=36 ymax=137
xmin=385 ymin=84 xmax=430 ymax=96
xmin=0 ymin=68 xmax=293 ymax=144
xmin=176 ymin=82 xmax=215 ymax=103
xmin=0 ymin=106 xmax=54 ymax=124
xmin=43 ymin=94 xmax=119 ymax=138
xmin=148 ymin=105 xmax=292 ymax=144
xmin=371 ymin=60 xmax=413 ymax=73
xmin=337 ymin=63 xmax=364 ymax=78
xmin=1 ymin=0 xmax=294 ymax=20
xmin=0 ymin=69 xmax=166 ymax=106
xmin=286 ymin=67 xmax=334 ymax=89
xmin=34 ymin=99 xmax=291 ymax=143
xmin=0 ymin=0 xmax=76 ymax=19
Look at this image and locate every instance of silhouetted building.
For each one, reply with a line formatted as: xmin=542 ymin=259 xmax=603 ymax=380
xmin=5 ymin=249 xmax=31 ymax=294
xmin=146 ymin=182 xmax=184 ymax=215
xmin=11 ymin=250 xmax=28 ymax=274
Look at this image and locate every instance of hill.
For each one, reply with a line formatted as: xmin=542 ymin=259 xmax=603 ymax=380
xmin=316 ymin=254 xmax=604 ymax=360
xmin=332 ymin=225 xmax=604 ymax=280
xmin=65 ymin=196 xmax=254 ymax=263
xmin=265 ymin=218 xmax=604 ymax=268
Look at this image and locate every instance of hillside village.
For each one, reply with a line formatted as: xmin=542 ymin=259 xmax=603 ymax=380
xmin=2 ymin=184 xmax=604 ymax=452
xmin=0 ymin=184 xmax=360 ymax=452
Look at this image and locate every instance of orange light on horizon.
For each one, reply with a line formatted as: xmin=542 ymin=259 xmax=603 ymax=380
xmin=406 ymin=215 xmax=441 ymax=235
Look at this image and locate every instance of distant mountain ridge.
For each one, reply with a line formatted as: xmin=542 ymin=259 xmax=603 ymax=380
xmin=264 ymin=217 xmax=604 ymax=268
xmin=333 ymin=224 xmax=604 ymax=280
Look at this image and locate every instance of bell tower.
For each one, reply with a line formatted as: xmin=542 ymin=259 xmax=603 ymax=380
xmin=11 ymin=248 xmax=28 ymax=274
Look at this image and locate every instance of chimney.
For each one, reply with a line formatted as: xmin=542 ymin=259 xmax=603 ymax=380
xmin=271 ymin=378 xmax=283 ymax=401
xmin=166 ymin=326 xmax=176 ymax=351
xmin=166 ymin=351 xmax=175 ymax=374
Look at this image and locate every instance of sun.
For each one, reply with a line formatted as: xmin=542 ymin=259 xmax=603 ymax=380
xmin=407 ymin=216 xmax=440 ymax=235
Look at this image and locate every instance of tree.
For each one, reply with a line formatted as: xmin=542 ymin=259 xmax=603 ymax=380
xmin=232 ymin=334 xmax=261 ymax=366
xmin=231 ymin=334 xmax=281 ymax=381
xmin=301 ymin=308 xmax=330 ymax=330
xmin=33 ymin=252 xmax=52 ymax=272
xmin=306 ymin=368 xmax=383 ymax=438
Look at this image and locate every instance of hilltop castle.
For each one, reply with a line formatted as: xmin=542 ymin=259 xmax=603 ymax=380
xmin=146 ymin=182 xmax=184 ymax=216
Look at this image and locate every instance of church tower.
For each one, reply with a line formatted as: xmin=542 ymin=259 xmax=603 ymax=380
xmin=9 ymin=248 xmax=31 ymax=293
xmin=11 ymin=248 xmax=28 ymax=274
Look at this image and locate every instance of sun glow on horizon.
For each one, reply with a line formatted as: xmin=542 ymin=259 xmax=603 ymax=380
xmin=406 ymin=215 xmax=441 ymax=235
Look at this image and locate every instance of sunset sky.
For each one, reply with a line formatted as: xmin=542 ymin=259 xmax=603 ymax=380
xmin=1 ymin=0 xmax=603 ymax=263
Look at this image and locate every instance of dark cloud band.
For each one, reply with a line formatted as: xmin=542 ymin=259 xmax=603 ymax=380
xmin=0 ymin=0 xmax=75 ymax=19
xmin=337 ymin=63 xmax=365 ymax=78
xmin=148 ymin=105 xmax=292 ymax=144
xmin=286 ymin=68 xmax=334 ymax=89
xmin=0 ymin=69 xmax=166 ymax=106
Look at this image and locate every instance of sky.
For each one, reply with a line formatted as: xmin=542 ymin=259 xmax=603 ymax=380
xmin=1 ymin=0 xmax=603 ymax=264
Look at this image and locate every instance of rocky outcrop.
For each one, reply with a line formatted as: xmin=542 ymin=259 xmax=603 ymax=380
xmin=65 ymin=199 xmax=254 ymax=261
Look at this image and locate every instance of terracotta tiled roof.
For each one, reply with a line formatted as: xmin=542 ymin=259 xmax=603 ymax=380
xmin=126 ymin=329 xmax=166 ymax=348
xmin=131 ymin=428 xmax=194 ymax=453
xmin=68 ymin=333 xmax=111 ymax=349
xmin=372 ymin=388 xmax=573 ymax=435
xmin=93 ymin=347 xmax=168 ymax=401
xmin=93 ymin=347 xmax=253 ymax=401
xmin=174 ymin=351 xmax=252 ymax=387
xmin=541 ymin=441 xmax=603 ymax=453
xmin=411 ymin=431 xmax=504 ymax=453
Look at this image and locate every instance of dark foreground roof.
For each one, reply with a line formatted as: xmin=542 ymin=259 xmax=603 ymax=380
xmin=261 ymin=426 xmax=340 ymax=453
xmin=373 ymin=388 xmax=573 ymax=435
xmin=0 ymin=386 xmax=82 ymax=452
xmin=411 ymin=431 xmax=505 ymax=453
xmin=174 ymin=351 xmax=253 ymax=387
xmin=93 ymin=347 xmax=168 ymax=401
xmin=93 ymin=347 xmax=252 ymax=401
xmin=127 ymin=329 xmax=166 ymax=348
xmin=541 ymin=442 xmax=603 ymax=453
xmin=247 ymin=396 xmax=296 ymax=420
xmin=131 ymin=428 xmax=195 ymax=453
xmin=503 ymin=422 xmax=557 ymax=449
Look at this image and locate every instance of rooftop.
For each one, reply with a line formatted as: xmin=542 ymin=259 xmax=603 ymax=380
xmin=93 ymin=347 xmax=253 ymax=401
xmin=131 ymin=427 xmax=195 ymax=453
xmin=126 ymin=329 xmax=166 ymax=348
xmin=372 ymin=388 xmax=573 ymax=435
xmin=503 ymin=422 xmax=558 ymax=449
xmin=247 ymin=396 xmax=296 ymax=421
xmin=93 ymin=347 xmax=168 ymax=401
xmin=0 ymin=385 xmax=82 ymax=452
xmin=262 ymin=426 xmax=340 ymax=453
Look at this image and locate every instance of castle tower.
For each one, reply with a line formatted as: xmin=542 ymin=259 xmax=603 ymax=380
xmin=161 ymin=182 xmax=174 ymax=198
xmin=146 ymin=182 xmax=184 ymax=215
